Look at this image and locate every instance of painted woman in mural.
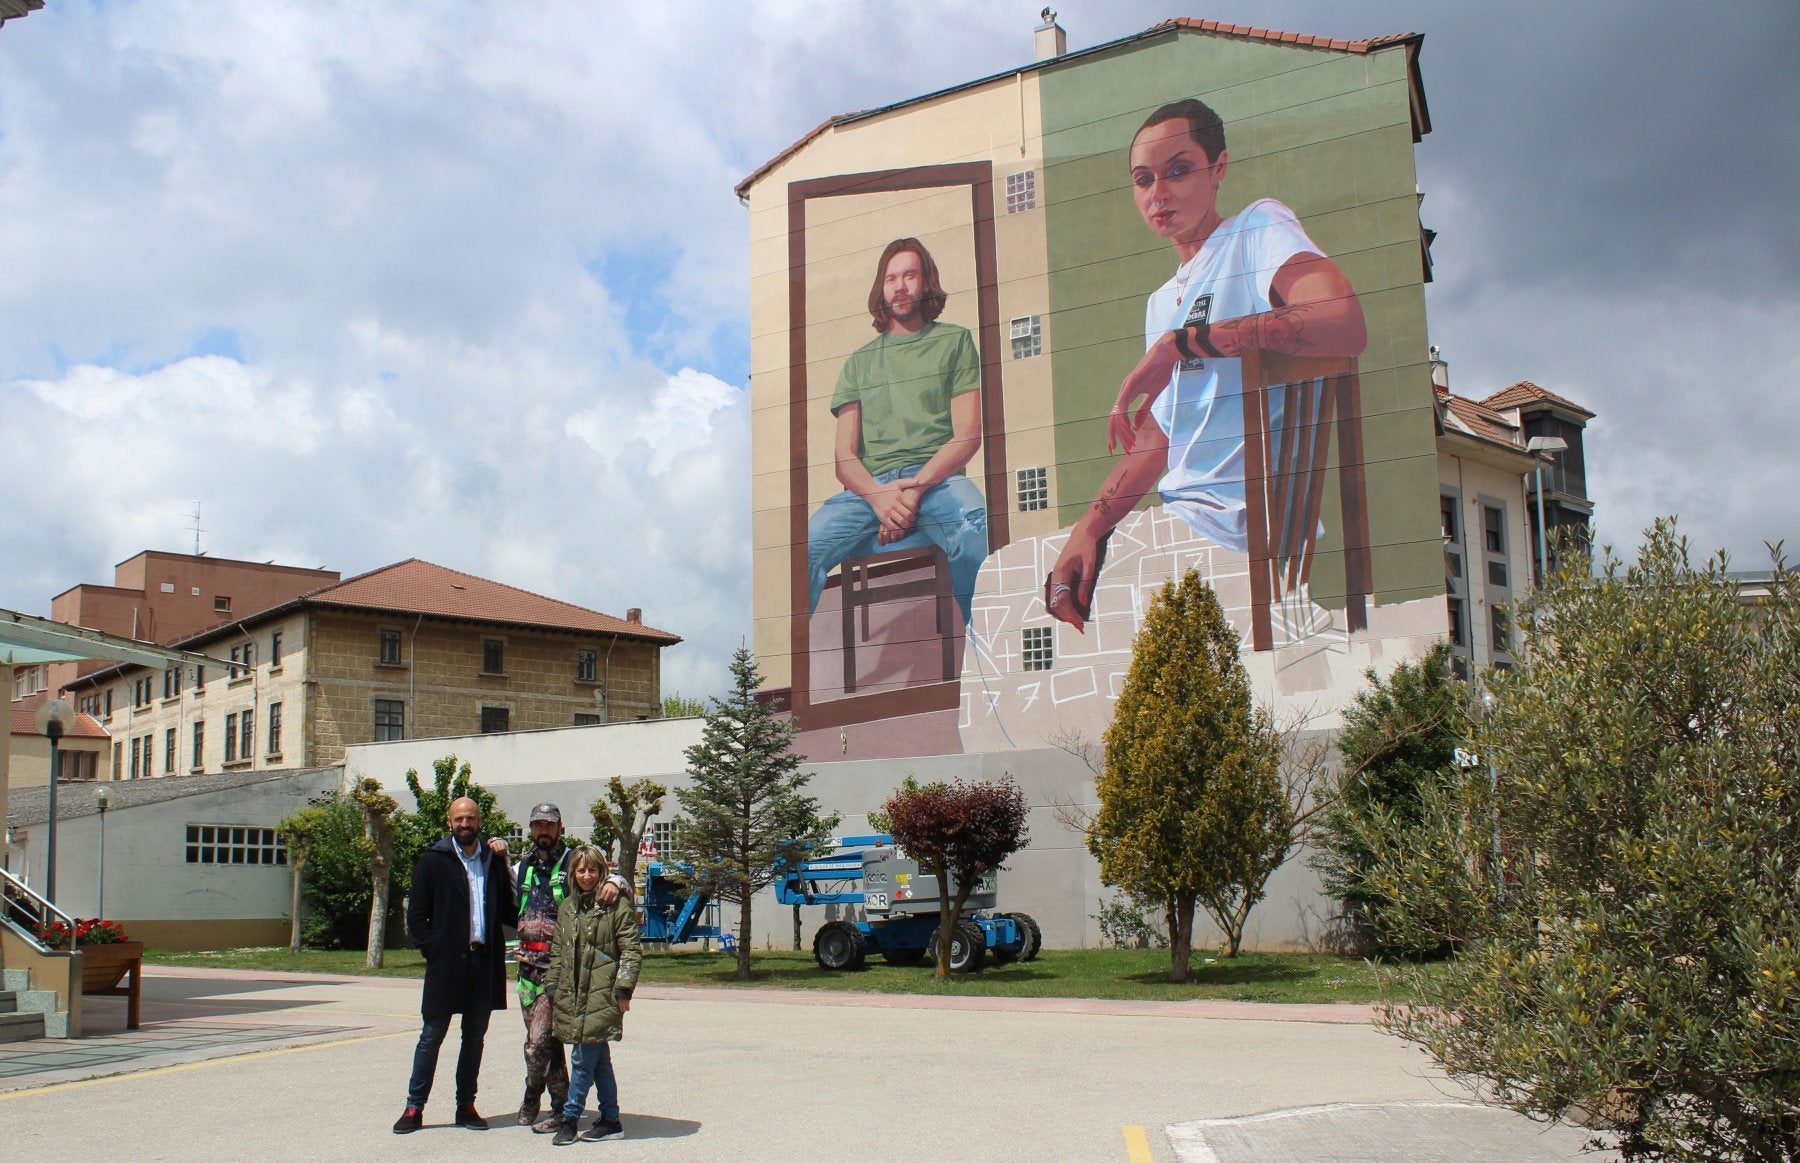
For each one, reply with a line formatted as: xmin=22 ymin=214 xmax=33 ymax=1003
xmin=1045 ymin=97 xmax=1367 ymax=630
xmin=807 ymin=237 xmax=986 ymax=623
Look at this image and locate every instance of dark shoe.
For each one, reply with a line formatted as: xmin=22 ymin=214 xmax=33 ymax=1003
xmin=517 ymin=1097 xmax=541 ymax=1127
xmin=552 ymin=1119 xmax=579 ymax=1146
xmin=533 ymin=1114 xmax=565 ymax=1134
xmin=454 ymin=1104 xmax=488 ymax=1130
xmin=580 ymin=1118 xmax=624 ymax=1142
xmin=392 ymin=1106 xmax=423 ymax=1135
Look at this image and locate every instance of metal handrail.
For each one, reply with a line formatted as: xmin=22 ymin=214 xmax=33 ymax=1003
xmin=0 ymin=865 xmax=76 ymax=953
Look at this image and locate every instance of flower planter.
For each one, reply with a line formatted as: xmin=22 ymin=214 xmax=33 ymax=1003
xmin=80 ymin=940 xmax=145 ymax=992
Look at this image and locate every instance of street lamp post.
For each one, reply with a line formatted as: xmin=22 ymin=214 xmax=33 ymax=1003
xmin=94 ymin=784 xmax=111 ymax=918
xmin=33 ymin=698 xmax=76 ymax=905
xmin=1526 ymin=435 xmax=1569 ymax=585
xmin=1480 ymin=687 xmax=1502 ymax=898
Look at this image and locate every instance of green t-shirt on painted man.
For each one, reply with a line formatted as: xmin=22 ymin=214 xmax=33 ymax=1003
xmin=830 ymin=321 xmax=980 ymax=478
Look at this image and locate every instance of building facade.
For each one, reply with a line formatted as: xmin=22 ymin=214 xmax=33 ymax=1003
xmin=61 ymin=559 xmax=680 ymax=779
xmin=722 ymin=16 xmax=1597 ymax=949
xmin=742 ymin=17 xmax=1447 ymax=759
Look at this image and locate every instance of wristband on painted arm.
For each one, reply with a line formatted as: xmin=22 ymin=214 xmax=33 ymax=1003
xmin=1173 ymin=323 xmax=1223 ymax=361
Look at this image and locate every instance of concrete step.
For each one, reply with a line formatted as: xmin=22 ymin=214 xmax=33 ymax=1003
xmin=2 ymin=967 xmax=27 ymax=993
xmin=0 ymin=989 xmax=18 ymax=1014
xmin=0 ymin=1008 xmax=45 ymax=1043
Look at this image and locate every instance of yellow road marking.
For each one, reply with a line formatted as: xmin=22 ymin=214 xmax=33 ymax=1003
xmin=1123 ymin=1123 xmax=1153 ymax=1162
xmin=0 ymin=1030 xmax=411 ymax=1100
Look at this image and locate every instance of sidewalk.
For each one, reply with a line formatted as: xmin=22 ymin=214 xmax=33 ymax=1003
xmin=0 ymin=966 xmax=1616 ymax=1160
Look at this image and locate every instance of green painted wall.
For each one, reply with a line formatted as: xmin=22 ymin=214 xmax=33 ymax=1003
xmin=1039 ymin=32 xmax=1441 ymax=607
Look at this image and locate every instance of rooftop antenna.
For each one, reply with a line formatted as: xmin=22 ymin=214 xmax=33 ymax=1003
xmin=190 ymin=501 xmax=208 ymax=556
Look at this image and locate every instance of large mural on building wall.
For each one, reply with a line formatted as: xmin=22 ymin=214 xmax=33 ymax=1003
xmin=763 ymin=33 xmax=1446 ymax=751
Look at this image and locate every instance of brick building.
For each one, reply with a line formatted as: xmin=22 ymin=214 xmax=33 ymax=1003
xmin=61 ymin=559 xmax=680 ymax=778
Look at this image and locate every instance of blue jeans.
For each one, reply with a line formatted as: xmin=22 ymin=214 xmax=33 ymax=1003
xmin=406 ymin=1006 xmax=492 ymax=1108
xmin=564 ymin=1041 xmax=619 ymax=1123
xmin=807 ymin=467 xmax=988 ymax=621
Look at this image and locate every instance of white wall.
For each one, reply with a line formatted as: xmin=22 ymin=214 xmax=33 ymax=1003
xmin=348 ymin=722 xmax=1334 ymax=953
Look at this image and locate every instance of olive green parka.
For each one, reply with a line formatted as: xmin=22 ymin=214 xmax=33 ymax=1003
xmin=544 ymin=889 xmax=642 ymax=1045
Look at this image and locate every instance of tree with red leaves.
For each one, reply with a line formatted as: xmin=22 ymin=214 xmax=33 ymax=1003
xmin=882 ymin=776 xmax=1029 ymax=979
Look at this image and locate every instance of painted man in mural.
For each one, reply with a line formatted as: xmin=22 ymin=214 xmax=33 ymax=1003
xmin=1045 ymin=97 xmax=1367 ymax=630
xmin=807 ymin=236 xmax=986 ymax=622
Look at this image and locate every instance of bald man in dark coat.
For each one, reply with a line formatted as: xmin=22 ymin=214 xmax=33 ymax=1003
xmin=393 ymin=796 xmax=514 ymax=1133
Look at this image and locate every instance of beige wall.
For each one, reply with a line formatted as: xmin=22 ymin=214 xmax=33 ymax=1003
xmin=72 ymin=609 xmax=665 ymax=778
xmin=747 ymin=75 xmax=1052 ymax=690
xmin=307 ymin=611 xmax=661 ymax=761
xmin=5 ymin=732 xmax=109 ymax=789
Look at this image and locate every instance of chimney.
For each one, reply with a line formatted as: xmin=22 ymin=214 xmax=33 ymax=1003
xmin=626 ymin=607 xmax=642 ymax=624
xmin=1035 ymin=9 xmax=1066 ymax=61
xmin=1429 ymin=345 xmax=1450 ymax=396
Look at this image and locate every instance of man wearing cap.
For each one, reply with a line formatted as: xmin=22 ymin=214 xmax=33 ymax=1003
xmin=512 ymin=802 xmax=631 ymax=1131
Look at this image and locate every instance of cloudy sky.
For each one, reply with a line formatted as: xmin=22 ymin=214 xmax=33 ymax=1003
xmin=3 ymin=1 xmax=1795 ymax=697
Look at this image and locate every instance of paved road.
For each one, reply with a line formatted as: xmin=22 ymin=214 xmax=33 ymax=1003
xmin=1 ymin=967 xmax=1613 ymax=1160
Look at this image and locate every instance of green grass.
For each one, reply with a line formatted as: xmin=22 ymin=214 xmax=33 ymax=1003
xmin=144 ymin=944 xmax=1429 ymax=1004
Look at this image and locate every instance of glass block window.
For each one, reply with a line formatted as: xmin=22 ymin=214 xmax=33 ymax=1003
xmin=651 ymin=820 xmax=682 ymax=858
xmin=186 ymin=824 xmax=287 ymax=866
xmin=1005 ymin=169 xmax=1037 ymax=213
xmin=1023 ymin=626 xmax=1054 ymax=672
xmin=1016 ymin=466 xmax=1049 ymax=512
xmin=1010 ymin=315 xmax=1042 ymax=360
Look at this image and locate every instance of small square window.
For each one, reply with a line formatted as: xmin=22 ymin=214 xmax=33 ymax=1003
xmin=1016 ymin=466 xmax=1049 ymax=513
xmin=1023 ymin=626 xmax=1054 ymax=672
xmin=1487 ymin=560 xmax=1508 ymax=588
xmin=480 ymin=705 xmax=510 ymax=734
xmin=1005 ymin=169 xmax=1037 ymax=214
xmin=214 ymin=595 xmax=232 ymax=613
xmin=482 ymin=638 xmax=505 ymax=674
xmin=1010 ymin=315 xmax=1043 ymax=360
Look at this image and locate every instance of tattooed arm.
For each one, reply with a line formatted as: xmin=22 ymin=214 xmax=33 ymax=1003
xmin=1108 ymin=252 xmax=1367 ymax=452
xmin=1046 ymin=415 xmax=1169 ymax=632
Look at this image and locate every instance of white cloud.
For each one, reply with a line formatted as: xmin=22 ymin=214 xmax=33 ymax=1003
xmin=1 ymin=0 xmax=1795 ymax=698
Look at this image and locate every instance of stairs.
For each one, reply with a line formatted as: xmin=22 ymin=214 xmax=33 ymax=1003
xmin=0 ymin=969 xmax=52 ymax=1043
xmin=0 ymin=991 xmax=47 ymax=1043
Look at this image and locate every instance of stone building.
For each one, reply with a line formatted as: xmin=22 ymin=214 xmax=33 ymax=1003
xmin=61 ymin=558 xmax=680 ymax=778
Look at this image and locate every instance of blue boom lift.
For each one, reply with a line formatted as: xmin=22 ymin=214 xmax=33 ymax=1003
xmin=773 ymin=834 xmax=1041 ymax=972
xmin=637 ymin=860 xmax=728 ymax=945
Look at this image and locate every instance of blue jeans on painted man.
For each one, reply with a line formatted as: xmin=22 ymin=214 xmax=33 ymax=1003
xmin=806 ymin=466 xmax=988 ymax=622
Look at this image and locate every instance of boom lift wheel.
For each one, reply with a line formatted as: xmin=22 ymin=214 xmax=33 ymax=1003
xmin=813 ymin=920 xmax=867 ymax=971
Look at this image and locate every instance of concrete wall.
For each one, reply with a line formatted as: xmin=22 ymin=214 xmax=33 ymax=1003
xmin=5 ymin=769 xmax=338 ymax=951
xmin=345 ymin=721 xmax=1334 ymax=953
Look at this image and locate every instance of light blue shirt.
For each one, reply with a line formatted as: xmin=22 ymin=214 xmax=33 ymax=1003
xmin=455 ymin=840 xmax=487 ymax=945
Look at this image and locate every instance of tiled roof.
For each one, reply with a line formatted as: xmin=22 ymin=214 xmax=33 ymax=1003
xmin=1147 ymin=18 xmax=1419 ymax=54
xmin=6 ymin=766 xmax=340 ymax=827
xmin=736 ymin=18 xmax=1420 ymax=199
xmin=302 ymin=559 xmax=681 ymax=643
xmin=1442 ymin=394 xmax=1522 ymax=447
xmin=1479 ymin=380 xmax=1596 ymax=419
xmin=9 ymin=703 xmax=108 ymax=740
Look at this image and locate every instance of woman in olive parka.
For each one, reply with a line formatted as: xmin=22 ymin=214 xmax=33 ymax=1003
xmin=544 ymin=846 xmax=641 ymax=1143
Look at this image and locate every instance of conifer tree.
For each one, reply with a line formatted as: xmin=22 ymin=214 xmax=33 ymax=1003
xmin=1090 ymin=570 xmax=1283 ymax=978
xmin=674 ymin=647 xmax=838 ymax=980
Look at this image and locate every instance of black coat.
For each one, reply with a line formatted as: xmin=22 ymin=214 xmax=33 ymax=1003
xmin=407 ymin=835 xmax=514 ymax=1015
